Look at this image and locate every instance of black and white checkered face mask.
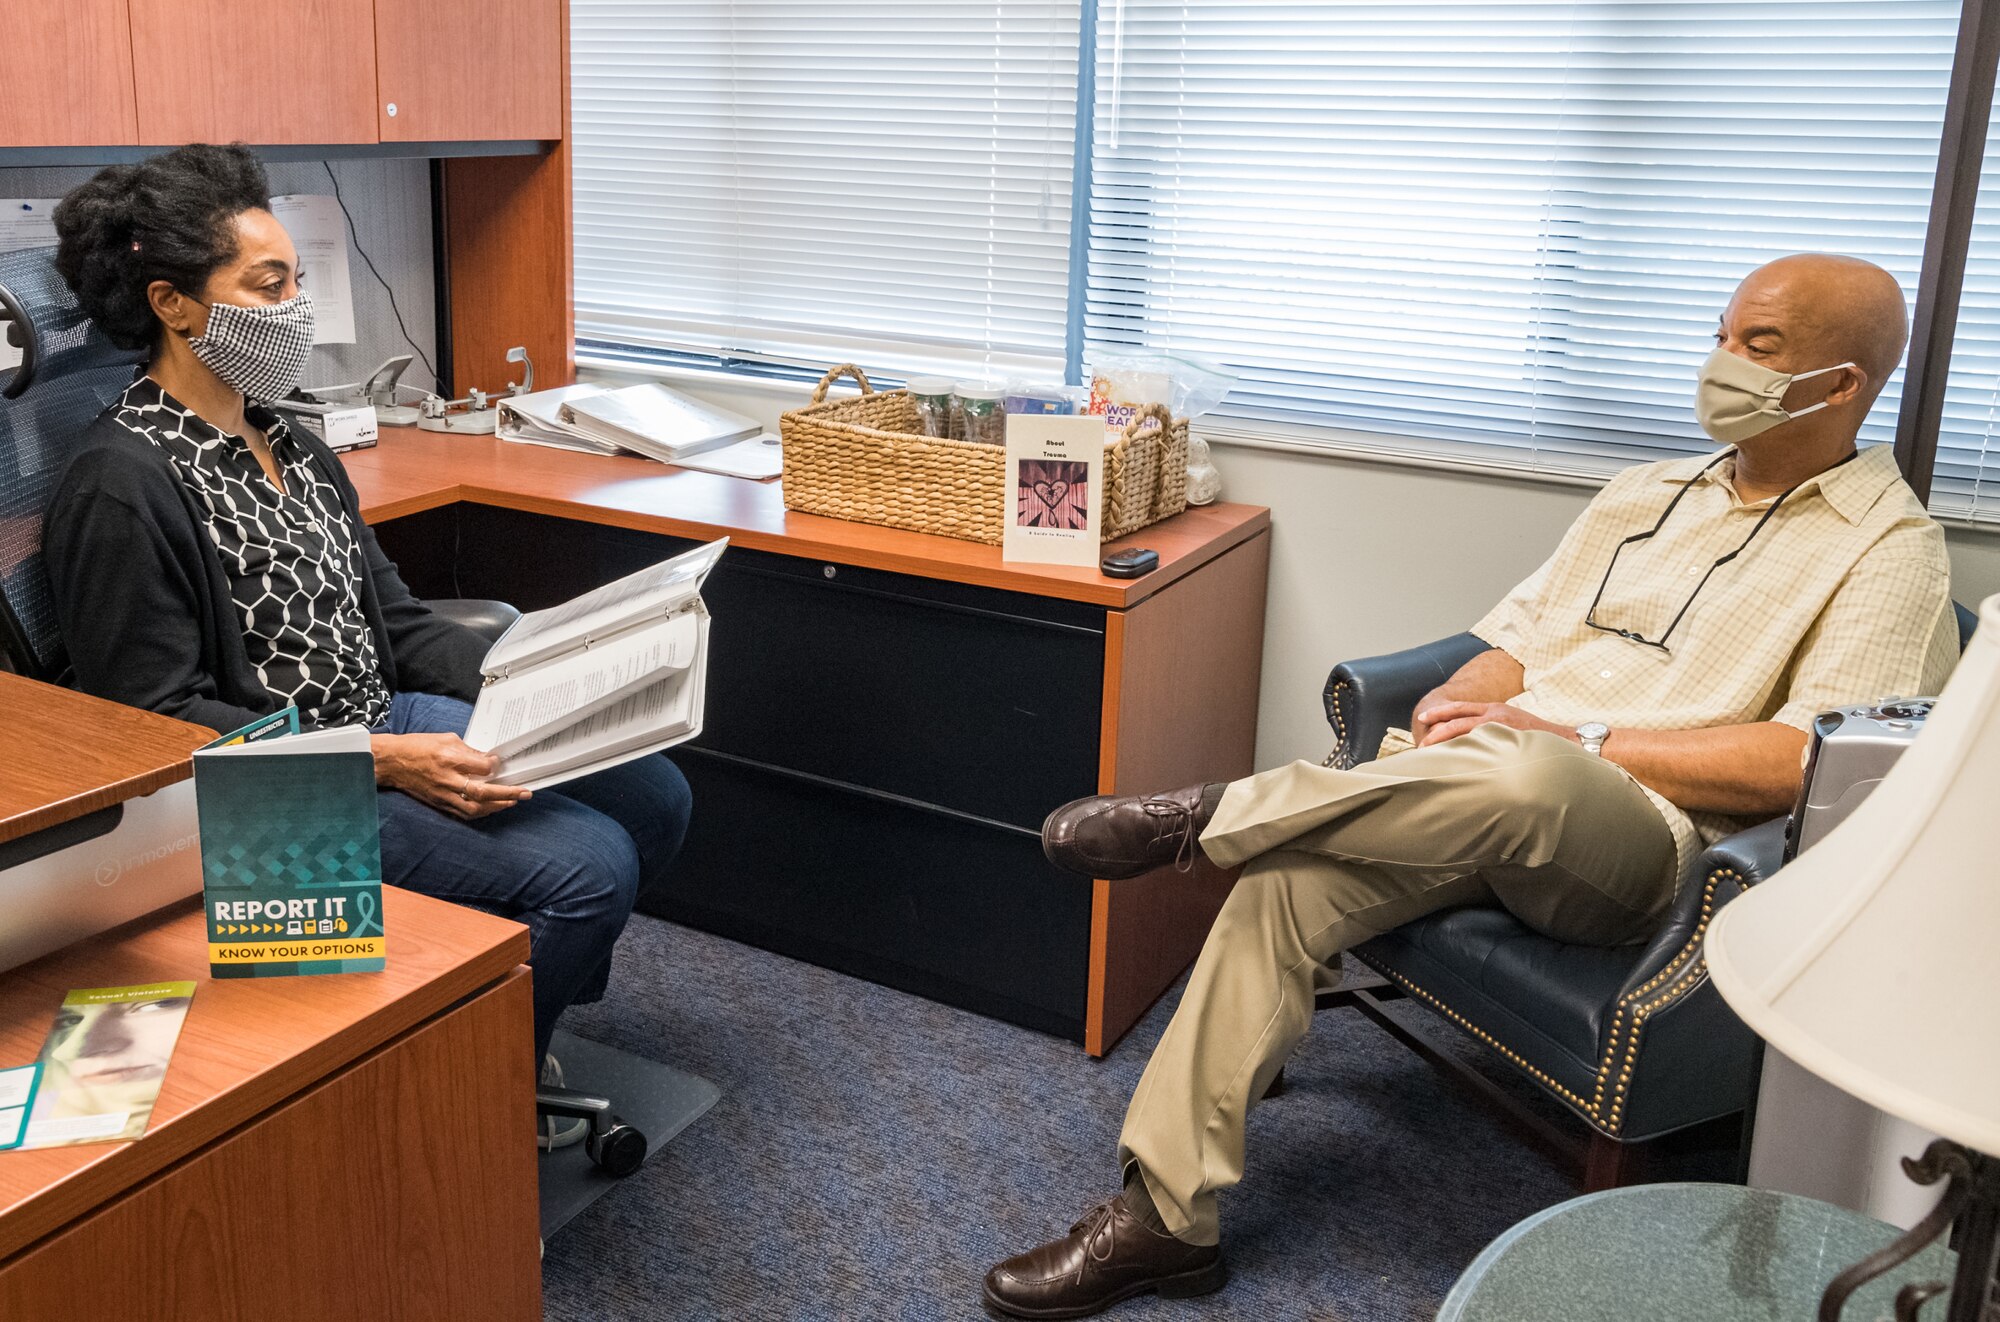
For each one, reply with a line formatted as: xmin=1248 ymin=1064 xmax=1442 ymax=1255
xmin=187 ymin=290 xmax=317 ymax=403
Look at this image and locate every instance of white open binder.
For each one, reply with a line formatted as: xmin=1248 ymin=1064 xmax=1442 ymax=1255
xmin=463 ymin=538 xmax=728 ymax=790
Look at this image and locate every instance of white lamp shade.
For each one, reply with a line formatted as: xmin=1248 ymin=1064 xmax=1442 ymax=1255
xmin=1707 ymin=593 xmax=2000 ymax=1156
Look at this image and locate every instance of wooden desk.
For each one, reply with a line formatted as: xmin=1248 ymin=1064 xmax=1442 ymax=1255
xmin=348 ymin=427 xmax=1271 ymax=1054
xmin=0 ymin=672 xmax=211 ymax=845
xmin=340 ymin=427 xmax=1263 ymax=609
xmin=0 ymin=675 xmax=539 ymax=1318
xmin=0 ymin=889 xmax=539 ymax=1320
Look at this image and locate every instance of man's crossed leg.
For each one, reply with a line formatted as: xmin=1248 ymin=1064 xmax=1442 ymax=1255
xmin=983 ymin=724 xmax=1677 ymax=1319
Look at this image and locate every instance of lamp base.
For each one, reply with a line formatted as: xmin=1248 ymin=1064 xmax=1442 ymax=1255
xmin=1819 ymin=1140 xmax=1998 ymax=1321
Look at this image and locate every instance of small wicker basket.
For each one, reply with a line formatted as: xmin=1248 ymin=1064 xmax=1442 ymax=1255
xmin=779 ymin=364 xmax=1188 ymax=547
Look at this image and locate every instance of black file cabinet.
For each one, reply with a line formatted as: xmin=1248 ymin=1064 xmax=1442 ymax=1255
xmin=374 ymin=499 xmax=1268 ymax=1049
xmin=668 ymin=544 xmax=1109 ymax=1037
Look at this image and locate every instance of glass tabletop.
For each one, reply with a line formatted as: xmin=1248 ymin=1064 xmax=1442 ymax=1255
xmin=1439 ymin=1183 xmax=1958 ymax=1321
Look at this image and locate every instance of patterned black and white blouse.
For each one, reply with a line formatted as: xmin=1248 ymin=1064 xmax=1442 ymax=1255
xmin=112 ymin=377 xmax=393 ymax=728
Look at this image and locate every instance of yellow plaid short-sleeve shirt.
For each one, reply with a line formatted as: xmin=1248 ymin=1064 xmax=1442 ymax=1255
xmin=1383 ymin=442 xmax=1957 ymax=883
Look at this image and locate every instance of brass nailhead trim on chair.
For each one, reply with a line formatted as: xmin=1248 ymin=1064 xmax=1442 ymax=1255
xmin=1325 ymin=679 xmax=1352 ymax=769
xmin=1363 ymin=867 xmax=1737 ymax=1137
xmin=1369 ymin=967 xmax=1601 ymax=1114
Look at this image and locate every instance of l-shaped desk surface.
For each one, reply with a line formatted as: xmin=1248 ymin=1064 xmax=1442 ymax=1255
xmin=0 ymin=674 xmax=212 ymax=845
xmin=343 ymin=425 xmax=1273 ymax=1053
xmin=340 ymin=427 xmax=1270 ymax=608
xmin=347 ymin=425 xmax=1271 ymax=1056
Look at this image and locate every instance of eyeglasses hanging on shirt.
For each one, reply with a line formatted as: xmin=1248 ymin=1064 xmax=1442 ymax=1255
xmin=1585 ymin=349 xmax=1860 ymax=653
xmin=1584 ymin=448 xmax=1857 ymax=653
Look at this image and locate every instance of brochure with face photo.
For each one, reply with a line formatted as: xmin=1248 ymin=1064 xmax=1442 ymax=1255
xmin=19 ymin=983 xmax=195 ymax=1149
xmin=1002 ymin=415 xmax=1105 ymax=566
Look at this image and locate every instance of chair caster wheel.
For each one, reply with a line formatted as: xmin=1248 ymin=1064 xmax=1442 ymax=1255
xmin=587 ymin=1121 xmax=646 ymax=1177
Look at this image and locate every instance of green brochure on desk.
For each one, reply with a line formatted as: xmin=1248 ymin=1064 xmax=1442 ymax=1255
xmin=19 ymin=984 xmax=192 ymax=1148
xmin=194 ymin=713 xmax=386 ymax=978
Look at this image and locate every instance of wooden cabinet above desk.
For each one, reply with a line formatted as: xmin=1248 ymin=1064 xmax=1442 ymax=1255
xmin=9 ymin=2 xmax=140 ymax=148
xmin=126 ymin=0 xmax=381 ymax=145
xmin=346 ymin=429 xmax=1271 ymax=1055
xmin=374 ymin=0 xmax=565 ymax=142
xmin=5 ymin=0 xmax=566 ymax=149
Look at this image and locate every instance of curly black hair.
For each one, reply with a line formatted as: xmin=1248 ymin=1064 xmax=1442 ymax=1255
xmin=52 ymin=143 xmax=272 ymax=352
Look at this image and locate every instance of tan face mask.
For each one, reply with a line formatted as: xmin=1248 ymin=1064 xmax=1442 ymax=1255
xmin=1694 ymin=345 xmax=1854 ymax=445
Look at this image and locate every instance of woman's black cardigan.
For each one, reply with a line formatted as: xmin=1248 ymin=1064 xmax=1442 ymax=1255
xmin=43 ymin=407 xmax=487 ymax=734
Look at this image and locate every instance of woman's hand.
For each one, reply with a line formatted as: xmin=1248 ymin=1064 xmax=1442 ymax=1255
xmin=371 ymin=733 xmax=532 ymax=820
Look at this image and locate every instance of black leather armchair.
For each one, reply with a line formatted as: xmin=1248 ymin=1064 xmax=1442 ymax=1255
xmin=1314 ymin=614 xmax=1969 ymax=1188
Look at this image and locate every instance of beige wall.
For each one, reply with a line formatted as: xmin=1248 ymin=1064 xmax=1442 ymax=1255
xmin=586 ymin=363 xmax=2000 ymax=770
xmin=1209 ymin=445 xmax=1593 ymax=767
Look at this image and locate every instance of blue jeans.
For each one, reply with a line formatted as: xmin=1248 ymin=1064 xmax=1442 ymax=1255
xmin=373 ymin=691 xmax=692 ymax=1063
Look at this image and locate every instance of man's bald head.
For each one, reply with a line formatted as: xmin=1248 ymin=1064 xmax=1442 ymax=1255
xmin=1721 ymin=254 xmax=1909 ymax=408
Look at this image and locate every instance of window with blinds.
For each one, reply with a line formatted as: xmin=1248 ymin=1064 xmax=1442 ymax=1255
xmin=1936 ymin=97 xmax=2000 ymax=522
xmin=1085 ymin=1 xmax=1959 ymax=477
xmin=570 ymin=0 xmax=1081 ymax=382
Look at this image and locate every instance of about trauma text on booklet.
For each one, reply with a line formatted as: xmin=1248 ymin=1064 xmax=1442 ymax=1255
xmin=464 ymin=538 xmax=727 ymax=790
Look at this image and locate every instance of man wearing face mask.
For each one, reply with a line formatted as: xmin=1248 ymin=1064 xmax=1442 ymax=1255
xmin=982 ymin=252 xmax=1957 ymax=1318
xmin=40 ymin=145 xmax=692 ymax=1144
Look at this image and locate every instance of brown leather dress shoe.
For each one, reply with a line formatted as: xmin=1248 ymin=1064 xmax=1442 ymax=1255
xmin=982 ymin=1196 xmax=1226 ymax=1318
xmin=1041 ymin=784 xmax=1225 ymax=880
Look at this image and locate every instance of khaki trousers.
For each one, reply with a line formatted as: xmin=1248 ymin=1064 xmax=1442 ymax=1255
xmin=1116 ymin=724 xmax=1677 ymax=1245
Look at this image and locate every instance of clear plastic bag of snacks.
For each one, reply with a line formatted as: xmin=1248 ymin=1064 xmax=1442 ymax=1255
xmin=1086 ymin=353 xmax=1235 ymax=431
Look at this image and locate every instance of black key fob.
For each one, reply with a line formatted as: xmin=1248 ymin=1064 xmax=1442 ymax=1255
xmin=1100 ymin=547 xmax=1160 ymax=578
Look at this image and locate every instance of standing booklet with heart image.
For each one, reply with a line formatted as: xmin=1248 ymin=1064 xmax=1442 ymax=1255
xmin=1003 ymin=415 xmax=1105 ymax=565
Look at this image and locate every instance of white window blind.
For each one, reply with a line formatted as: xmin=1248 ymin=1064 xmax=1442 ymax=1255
xmin=571 ymin=0 xmax=1080 ymax=381
xmin=1935 ymin=98 xmax=2000 ymax=523
xmin=1086 ymin=1 xmax=1958 ymax=478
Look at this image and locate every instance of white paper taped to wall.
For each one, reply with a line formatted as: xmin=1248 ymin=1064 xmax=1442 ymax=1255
xmin=0 ymin=199 xmax=61 ymax=371
xmin=270 ymin=194 xmax=357 ymax=346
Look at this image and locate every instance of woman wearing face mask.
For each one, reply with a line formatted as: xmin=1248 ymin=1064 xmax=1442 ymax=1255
xmin=41 ymin=145 xmax=690 ymax=1141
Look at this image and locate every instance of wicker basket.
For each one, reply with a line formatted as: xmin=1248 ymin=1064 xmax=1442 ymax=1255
xmin=779 ymin=364 xmax=1188 ymax=546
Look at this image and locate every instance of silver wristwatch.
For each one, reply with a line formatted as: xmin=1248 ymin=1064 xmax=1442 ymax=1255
xmin=1576 ymin=721 xmax=1610 ymax=756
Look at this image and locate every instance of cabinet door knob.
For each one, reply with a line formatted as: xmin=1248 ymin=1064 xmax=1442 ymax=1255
xmin=385 ymin=102 xmax=399 ymax=118
xmin=822 ymin=565 xmax=837 ymax=579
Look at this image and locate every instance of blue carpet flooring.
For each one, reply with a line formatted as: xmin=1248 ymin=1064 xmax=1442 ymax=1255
xmin=542 ymin=915 xmax=1727 ymax=1320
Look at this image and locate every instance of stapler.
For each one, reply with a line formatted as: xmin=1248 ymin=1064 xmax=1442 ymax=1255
xmin=416 ymin=347 xmax=535 ymax=435
xmin=300 ymin=354 xmax=428 ymax=426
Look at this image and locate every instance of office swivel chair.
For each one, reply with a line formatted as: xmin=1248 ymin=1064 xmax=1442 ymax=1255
xmin=1309 ymin=605 xmax=1976 ymax=1189
xmin=0 ymin=245 xmax=524 ymax=678
xmin=0 ymin=246 xmax=646 ymax=1178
